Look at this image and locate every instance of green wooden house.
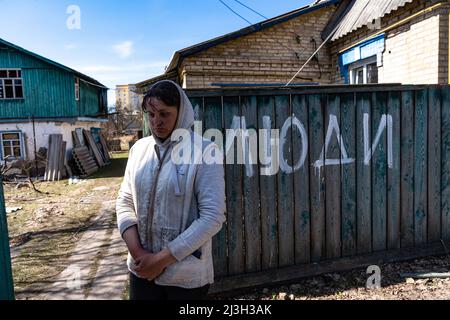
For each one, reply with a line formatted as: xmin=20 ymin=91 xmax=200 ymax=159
xmin=0 ymin=37 xmax=108 ymax=162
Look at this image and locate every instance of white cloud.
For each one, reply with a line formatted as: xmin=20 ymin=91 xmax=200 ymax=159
xmin=74 ymin=62 xmax=168 ymax=99
xmin=113 ymin=41 xmax=133 ymax=59
xmin=64 ymin=43 xmax=78 ymax=50
xmin=78 ymin=62 xmax=167 ymax=73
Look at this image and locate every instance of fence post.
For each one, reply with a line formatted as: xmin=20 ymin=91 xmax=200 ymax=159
xmin=0 ymin=178 xmax=14 ymax=300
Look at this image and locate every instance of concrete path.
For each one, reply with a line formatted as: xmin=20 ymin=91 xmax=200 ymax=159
xmin=41 ymin=200 xmax=129 ymax=300
xmin=87 ymin=226 xmax=129 ymax=300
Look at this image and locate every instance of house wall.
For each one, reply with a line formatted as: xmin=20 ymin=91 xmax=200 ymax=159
xmin=330 ymin=0 xmax=450 ymax=84
xmin=180 ymin=5 xmax=338 ymax=88
xmin=78 ymin=80 xmax=104 ymax=116
xmin=0 ymin=44 xmax=106 ymax=118
xmin=439 ymin=7 xmax=449 ymax=84
xmin=0 ymin=120 xmax=104 ymax=161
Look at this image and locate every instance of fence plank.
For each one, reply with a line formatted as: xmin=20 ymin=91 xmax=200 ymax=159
xmin=292 ymin=95 xmax=311 ymax=264
xmin=190 ymin=97 xmax=204 ymax=122
xmin=223 ymin=96 xmax=245 ymax=275
xmin=0 ymin=178 xmax=14 ymax=300
xmin=341 ymin=93 xmax=357 ymax=257
xmin=275 ymin=95 xmax=295 ymax=267
xmin=204 ymin=96 xmax=227 ymax=277
xmin=257 ymin=96 xmax=278 ymax=270
xmin=325 ymin=94 xmax=341 ymax=259
xmin=400 ymin=91 xmax=415 ymax=248
xmin=309 ymin=94 xmax=326 ymax=262
xmin=372 ymin=92 xmax=387 ymax=252
xmin=241 ymin=96 xmax=262 ymax=273
xmin=428 ymin=87 xmax=441 ymax=243
xmin=442 ymin=87 xmax=450 ymax=241
xmin=356 ymin=92 xmax=372 ymax=254
xmin=387 ymin=91 xmax=401 ymax=250
xmin=414 ymin=89 xmax=428 ymax=246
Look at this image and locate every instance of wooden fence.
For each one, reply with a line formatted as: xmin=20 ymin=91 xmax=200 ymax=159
xmin=0 ymin=177 xmax=14 ymax=300
xmin=145 ymin=84 xmax=450 ymax=293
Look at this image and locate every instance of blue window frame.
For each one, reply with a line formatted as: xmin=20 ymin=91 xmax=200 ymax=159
xmin=339 ymin=34 xmax=385 ymax=84
xmin=0 ymin=131 xmax=25 ymax=161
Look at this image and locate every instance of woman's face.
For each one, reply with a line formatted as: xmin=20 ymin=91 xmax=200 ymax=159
xmin=145 ymin=97 xmax=179 ymax=140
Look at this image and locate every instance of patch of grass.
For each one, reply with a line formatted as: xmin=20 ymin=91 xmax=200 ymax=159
xmin=12 ymin=228 xmax=83 ymax=297
xmin=110 ymin=151 xmax=130 ymax=159
xmin=6 ymin=180 xmax=77 ymax=238
xmin=11 ymin=202 xmax=102 ymax=298
xmin=3 ymin=151 xmax=129 ymax=299
xmin=89 ymin=151 xmax=129 ymax=179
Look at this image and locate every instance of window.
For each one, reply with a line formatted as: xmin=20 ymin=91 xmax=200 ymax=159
xmin=0 ymin=69 xmax=23 ymax=99
xmin=339 ymin=34 xmax=385 ymax=84
xmin=75 ymin=77 xmax=80 ymax=101
xmin=349 ymin=57 xmax=378 ymax=85
xmin=352 ymin=67 xmax=364 ymax=84
xmin=367 ymin=62 xmax=379 ymax=84
xmin=0 ymin=131 xmax=24 ymax=160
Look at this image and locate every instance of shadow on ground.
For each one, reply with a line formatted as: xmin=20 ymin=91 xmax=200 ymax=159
xmin=88 ymin=152 xmax=129 ymax=179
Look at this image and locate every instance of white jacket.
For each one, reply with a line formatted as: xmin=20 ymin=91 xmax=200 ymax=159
xmin=116 ymin=81 xmax=226 ymax=288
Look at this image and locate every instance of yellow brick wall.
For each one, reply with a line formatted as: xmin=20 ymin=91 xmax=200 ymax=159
xmin=439 ymin=6 xmax=449 ymax=84
xmin=330 ymin=0 xmax=450 ymax=85
xmin=180 ymin=5 xmax=337 ymax=89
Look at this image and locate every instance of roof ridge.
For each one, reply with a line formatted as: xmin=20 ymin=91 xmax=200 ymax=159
xmin=0 ymin=37 xmax=107 ymax=89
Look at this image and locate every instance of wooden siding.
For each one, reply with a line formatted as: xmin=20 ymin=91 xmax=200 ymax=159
xmin=0 ymin=45 xmax=106 ymax=119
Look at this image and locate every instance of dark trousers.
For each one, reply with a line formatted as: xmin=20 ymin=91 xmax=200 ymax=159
xmin=129 ymin=273 xmax=210 ymax=300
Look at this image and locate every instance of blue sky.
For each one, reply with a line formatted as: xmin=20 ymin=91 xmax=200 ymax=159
xmin=0 ymin=0 xmax=312 ymax=104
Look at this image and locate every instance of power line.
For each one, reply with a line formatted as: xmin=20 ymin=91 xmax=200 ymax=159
xmin=232 ymin=0 xmax=268 ymax=20
xmin=218 ymin=0 xmax=252 ymax=25
xmin=217 ymin=0 xmax=305 ymax=59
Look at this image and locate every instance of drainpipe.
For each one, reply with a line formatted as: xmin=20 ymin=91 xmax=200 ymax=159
xmin=32 ymin=115 xmax=37 ymax=174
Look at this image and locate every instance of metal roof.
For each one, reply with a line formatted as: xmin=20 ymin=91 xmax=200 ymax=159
xmin=0 ymin=37 xmax=108 ymax=89
xmin=330 ymin=0 xmax=414 ymax=41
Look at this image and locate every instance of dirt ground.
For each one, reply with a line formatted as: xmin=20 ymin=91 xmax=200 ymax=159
xmin=3 ymin=150 xmax=450 ymax=300
xmin=231 ymin=254 xmax=450 ymax=300
xmin=3 ymin=151 xmax=128 ymax=300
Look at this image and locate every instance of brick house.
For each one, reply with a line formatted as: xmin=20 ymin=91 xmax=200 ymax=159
xmin=136 ymin=0 xmax=449 ymax=92
xmin=137 ymin=0 xmax=340 ymax=91
xmin=328 ymin=0 xmax=449 ymax=85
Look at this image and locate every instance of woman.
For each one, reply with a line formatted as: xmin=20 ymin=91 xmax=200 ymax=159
xmin=116 ymin=80 xmax=226 ymax=300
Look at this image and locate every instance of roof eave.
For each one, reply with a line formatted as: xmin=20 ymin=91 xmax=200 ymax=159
xmin=135 ymin=70 xmax=179 ymax=92
xmin=165 ymin=0 xmax=341 ymax=74
xmin=321 ymin=0 xmax=354 ymax=41
xmin=0 ymin=38 xmax=108 ymax=89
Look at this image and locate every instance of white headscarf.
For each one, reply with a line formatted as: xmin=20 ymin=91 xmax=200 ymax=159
xmin=147 ymin=80 xmax=195 ymax=147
